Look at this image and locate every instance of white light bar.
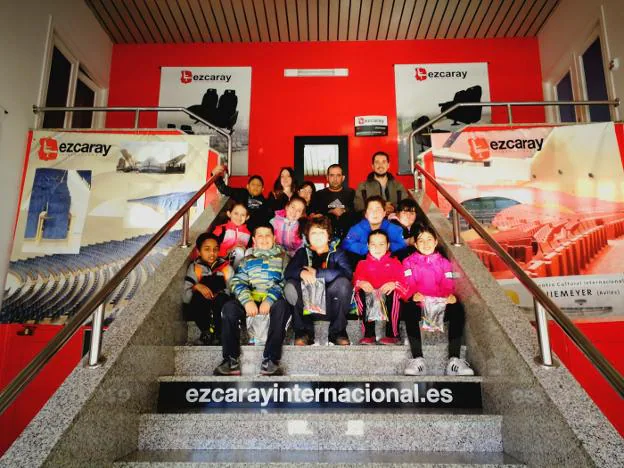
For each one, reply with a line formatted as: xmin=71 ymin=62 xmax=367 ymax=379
xmin=284 ymin=68 xmax=349 ymax=77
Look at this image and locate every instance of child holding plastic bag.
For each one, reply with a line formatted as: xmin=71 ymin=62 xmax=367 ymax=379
xmin=400 ymin=224 xmax=474 ymax=376
xmin=284 ymin=215 xmax=352 ymax=346
xmin=353 ymin=230 xmax=407 ymax=345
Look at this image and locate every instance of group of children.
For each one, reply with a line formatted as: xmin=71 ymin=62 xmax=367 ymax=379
xmin=183 ymin=171 xmax=474 ymax=377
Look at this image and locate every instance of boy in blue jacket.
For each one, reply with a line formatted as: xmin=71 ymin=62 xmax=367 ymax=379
xmin=284 ymin=215 xmax=353 ymax=346
xmin=342 ymin=196 xmax=407 ymax=263
xmin=214 ymin=223 xmax=290 ymax=376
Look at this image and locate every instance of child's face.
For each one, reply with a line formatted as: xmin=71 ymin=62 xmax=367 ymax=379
xmin=397 ymin=208 xmax=417 ymax=228
xmin=298 ymin=185 xmax=313 ymax=204
xmin=368 ymin=233 xmax=389 ymax=259
xmin=280 ymin=170 xmax=293 ymax=189
xmin=198 ymin=238 xmax=219 ymax=264
xmin=365 ymin=201 xmax=386 ymax=226
xmin=415 ymin=231 xmax=438 ymax=255
xmin=285 ymin=200 xmax=306 ymax=221
xmin=247 ymin=178 xmax=264 ymax=197
xmin=308 ymin=226 xmax=329 ymax=250
xmin=228 ymin=205 xmax=249 ymax=226
xmin=253 ymin=227 xmax=275 ymax=250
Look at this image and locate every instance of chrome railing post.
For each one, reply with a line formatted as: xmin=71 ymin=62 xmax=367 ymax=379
xmin=180 ymin=211 xmax=191 ymax=248
xmin=134 ymin=109 xmax=140 ymax=128
xmin=452 ymin=209 xmax=462 ymax=246
xmin=507 ymin=104 xmax=513 ymax=123
xmin=533 ymin=298 xmax=554 ymax=367
xmin=87 ymin=303 xmax=106 ymax=368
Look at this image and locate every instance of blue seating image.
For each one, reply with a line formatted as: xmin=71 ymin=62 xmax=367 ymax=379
xmin=1 ymin=230 xmax=181 ymax=324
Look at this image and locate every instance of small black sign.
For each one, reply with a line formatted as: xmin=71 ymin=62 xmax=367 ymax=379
xmin=158 ymin=380 xmax=482 ymax=412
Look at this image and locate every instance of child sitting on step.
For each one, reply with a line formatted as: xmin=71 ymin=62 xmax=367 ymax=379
xmin=183 ymin=233 xmax=233 ymax=346
xmin=353 ymin=230 xmax=407 ymax=345
xmin=270 ymin=195 xmax=307 ymax=257
xmin=390 ymin=198 xmax=421 ymax=260
xmin=400 ymin=224 xmax=474 ymax=376
xmin=212 ymin=201 xmax=251 ymax=269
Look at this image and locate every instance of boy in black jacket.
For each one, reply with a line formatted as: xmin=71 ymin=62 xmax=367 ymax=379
xmin=284 ymin=215 xmax=353 ymax=346
xmin=211 ymin=165 xmax=272 ymax=232
xmin=183 ymin=233 xmax=234 ymax=345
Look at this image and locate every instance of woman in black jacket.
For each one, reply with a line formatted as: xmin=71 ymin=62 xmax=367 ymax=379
xmin=284 ymin=215 xmax=352 ymax=346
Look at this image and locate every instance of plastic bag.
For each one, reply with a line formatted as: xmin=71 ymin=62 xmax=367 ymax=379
xmin=246 ymin=314 xmax=269 ymax=345
xmin=364 ymin=290 xmax=389 ymax=322
xmin=421 ymin=296 xmax=447 ymax=332
xmin=302 ymin=278 xmax=326 ymax=315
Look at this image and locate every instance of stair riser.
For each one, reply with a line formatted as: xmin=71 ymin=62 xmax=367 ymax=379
xmin=176 ymin=345 xmax=466 ymax=376
xmin=138 ymin=417 xmax=502 ymax=452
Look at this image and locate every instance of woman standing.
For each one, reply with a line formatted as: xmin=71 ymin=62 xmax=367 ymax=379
xmin=267 ymin=167 xmax=297 ymax=212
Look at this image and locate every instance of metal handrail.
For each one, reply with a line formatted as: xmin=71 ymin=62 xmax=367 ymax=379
xmin=0 ymin=175 xmax=219 ymax=416
xmin=32 ymin=106 xmax=234 ymax=172
xmin=414 ymin=162 xmax=624 ymax=398
xmin=408 ymin=99 xmax=620 ymax=187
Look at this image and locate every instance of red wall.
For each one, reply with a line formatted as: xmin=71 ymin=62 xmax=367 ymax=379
xmin=107 ymin=38 xmax=545 ymax=190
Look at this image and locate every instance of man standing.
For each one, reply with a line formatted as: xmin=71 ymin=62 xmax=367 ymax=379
xmin=310 ymin=164 xmax=356 ymax=239
xmin=354 ymin=152 xmax=409 ymax=214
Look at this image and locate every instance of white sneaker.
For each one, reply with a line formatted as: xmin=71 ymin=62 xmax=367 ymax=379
xmin=404 ymin=357 xmax=427 ymax=376
xmin=446 ymin=357 xmax=475 ymax=376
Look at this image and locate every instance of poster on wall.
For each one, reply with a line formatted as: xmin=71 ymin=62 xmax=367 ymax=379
xmin=394 ymin=63 xmax=491 ymax=173
xmin=429 ymin=122 xmax=624 ymax=318
xmin=158 ymin=67 xmax=252 ymax=176
xmin=2 ymin=130 xmax=215 ymax=324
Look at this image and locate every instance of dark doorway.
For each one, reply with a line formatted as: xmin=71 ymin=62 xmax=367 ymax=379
xmin=294 ymin=136 xmax=349 ymax=187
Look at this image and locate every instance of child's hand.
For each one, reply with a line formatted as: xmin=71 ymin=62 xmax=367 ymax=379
xmin=380 ymin=282 xmax=397 ymax=295
xmin=244 ymin=302 xmax=259 ymax=317
xmin=412 ymin=292 xmax=424 ymax=302
xmin=300 ymin=267 xmax=316 ymax=284
xmin=194 ymin=284 xmax=214 ymax=300
xmin=358 ymin=281 xmax=374 ymax=293
xmin=258 ymin=300 xmax=271 ymax=315
xmin=446 ymin=294 xmax=457 ymax=304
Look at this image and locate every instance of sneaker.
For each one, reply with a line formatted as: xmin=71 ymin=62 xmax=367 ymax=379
xmin=379 ymin=337 xmax=400 ymax=345
xmin=213 ymin=357 xmax=241 ymax=376
xmin=404 ymin=357 xmax=427 ymax=376
xmin=358 ymin=336 xmax=376 ymax=345
xmin=194 ymin=331 xmax=213 ymax=346
xmin=446 ymin=357 xmax=475 ymax=376
xmin=260 ymin=359 xmax=283 ymax=376
xmin=329 ymin=335 xmax=350 ymax=346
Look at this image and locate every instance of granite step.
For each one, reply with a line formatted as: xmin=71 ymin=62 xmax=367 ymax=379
xmin=137 ymin=412 xmax=503 ymax=452
xmin=187 ymin=320 xmax=452 ymax=346
xmin=175 ymin=344 xmax=467 ymax=377
xmin=116 ymin=449 xmax=526 ymax=466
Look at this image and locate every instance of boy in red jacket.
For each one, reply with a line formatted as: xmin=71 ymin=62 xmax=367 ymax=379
xmin=353 ymin=230 xmax=407 ymax=345
xmin=401 ymin=224 xmax=474 ymax=376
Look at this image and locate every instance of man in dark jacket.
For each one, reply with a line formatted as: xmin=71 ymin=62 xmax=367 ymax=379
xmin=354 ymin=152 xmax=409 ymax=214
xmin=310 ymin=164 xmax=356 ymax=239
xmin=284 ymin=215 xmax=352 ymax=346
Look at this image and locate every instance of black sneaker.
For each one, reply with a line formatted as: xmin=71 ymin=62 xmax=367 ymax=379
xmin=213 ymin=357 xmax=241 ymax=376
xmin=195 ymin=331 xmax=213 ymax=346
xmin=260 ymin=359 xmax=283 ymax=376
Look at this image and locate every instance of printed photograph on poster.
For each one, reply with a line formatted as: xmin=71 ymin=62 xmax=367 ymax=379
xmin=117 ymin=141 xmax=188 ymax=174
xmin=125 ymin=190 xmax=199 ymax=229
xmin=394 ymin=63 xmax=491 ymax=173
xmin=22 ymin=168 xmax=92 ymax=254
xmin=158 ymin=67 xmax=251 ymax=176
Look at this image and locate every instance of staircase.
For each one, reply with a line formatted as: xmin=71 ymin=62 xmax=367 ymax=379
xmin=116 ymin=321 xmax=525 ymax=467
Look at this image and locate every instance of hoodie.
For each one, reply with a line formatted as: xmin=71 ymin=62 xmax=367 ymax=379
xmin=183 ymin=257 xmax=233 ymax=304
xmin=342 ymin=219 xmax=407 ymax=256
xmin=230 ymin=245 xmax=288 ymax=305
xmin=402 ymin=251 xmax=455 ymax=299
xmin=270 ymin=209 xmax=303 ymax=257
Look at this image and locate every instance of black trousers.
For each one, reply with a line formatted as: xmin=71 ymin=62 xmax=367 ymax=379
xmin=183 ymin=291 xmax=229 ymax=334
xmin=286 ymin=277 xmax=352 ymax=340
xmin=400 ymin=300 xmax=466 ymax=358
xmin=360 ymin=290 xmax=398 ymax=339
xmin=221 ymin=298 xmax=291 ymax=362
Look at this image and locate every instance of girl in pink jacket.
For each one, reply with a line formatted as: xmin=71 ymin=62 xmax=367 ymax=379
xmin=400 ymin=224 xmax=474 ymax=376
xmin=212 ymin=202 xmax=251 ymax=269
xmin=353 ymin=230 xmax=408 ymax=345
xmin=270 ymin=195 xmax=307 ymax=257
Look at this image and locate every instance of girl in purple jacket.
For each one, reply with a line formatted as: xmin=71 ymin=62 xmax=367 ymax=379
xmin=400 ymin=224 xmax=474 ymax=376
xmin=270 ymin=195 xmax=307 ymax=257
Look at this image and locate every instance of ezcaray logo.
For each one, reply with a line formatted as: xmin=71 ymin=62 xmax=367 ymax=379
xmin=415 ymin=67 xmax=468 ymax=81
xmin=180 ymin=70 xmax=232 ymax=84
xmin=38 ymin=137 xmax=112 ymax=161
